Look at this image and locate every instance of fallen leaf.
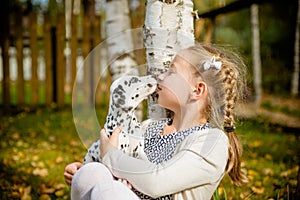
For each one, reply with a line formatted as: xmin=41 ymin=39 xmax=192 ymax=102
xmin=39 ymin=184 xmax=55 ymax=194
xmin=39 ymin=194 xmax=51 ymax=200
xmin=251 ymin=186 xmax=265 ymax=194
xmin=33 ymin=168 xmax=48 ymax=177
xmin=56 ymin=156 xmax=63 ymax=163
xmin=55 ymin=189 xmax=64 ymax=197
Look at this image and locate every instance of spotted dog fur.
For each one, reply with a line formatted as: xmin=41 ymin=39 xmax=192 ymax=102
xmin=84 ymin=75 xmax=157 ymax=163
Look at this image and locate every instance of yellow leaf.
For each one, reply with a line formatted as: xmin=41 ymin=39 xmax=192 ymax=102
xmin=251 ymin=186 xmax=265 ymax=194
xmin=55 ymin=189 xmax=65 ymax=197
xmin=264 ymin=154 xmax=272 ymax=160
xmin=40 ymin=184 xmax=53 ymax=194
xmin=18 ymin=152 xmax=25 ymax=159
xmin=217 ymin=187 xmax=224 ymax=196
xmin=17 ymin=140 xmax=24 ymax=147
xmin=49 ymin=136 xmax=55 ymax=142
xmin=21 ymin=186 xmax=32 ymax=200
xmin=37 ymin=161 xmax=45 ymax=168
xmin=11 ymin=191 xmax=20 ymax=198
xmin=13 ymin=155 xmax=19 ymax=161
xmin=263 ymin=168 xmax=274 ymax=176
xmin=56 ymin=156 xmax=63 ymax=163
xmin=54 ymin=183 xmax=66 ymax=190
xmin=32 ymin=155 xmax=39 ymax=161
xmin=33 ymin=168 xmax=48 ymax=177
xmin=254 ymin=181 xmax=262 ymax=187
xmin=39 ymin=194 xmax=51 ymax=200
xmin=12 ymin=133 xmax=20 ymax=139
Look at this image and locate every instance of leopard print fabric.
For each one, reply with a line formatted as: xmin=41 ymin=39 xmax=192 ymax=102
xmin=134 ymin=119 xmax=211 ymax=200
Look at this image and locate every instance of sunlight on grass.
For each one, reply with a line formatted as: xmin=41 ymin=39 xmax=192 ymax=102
xmin=0 ymin=108 xmax=299 ymax=199
xmin=214 ymin=119 xmax=299 ymax=200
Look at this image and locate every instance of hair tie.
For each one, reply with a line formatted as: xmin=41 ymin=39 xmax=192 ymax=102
xmin=224 ymin=126 xmax=236 ymax=132
xmin=203 ymin=56 xmax=222 ymax=70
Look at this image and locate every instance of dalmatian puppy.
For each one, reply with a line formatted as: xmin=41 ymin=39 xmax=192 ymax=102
xmin=84 ymin=75 xmax=157 ymax=164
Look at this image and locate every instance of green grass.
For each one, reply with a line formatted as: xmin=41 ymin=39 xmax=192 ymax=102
xmin=0 ymin=108 xmax=299 ymax=199
xmin=216 ymin=119 xmax=299 ymax=200
xmin=261 ymin=100 xmax=300 ymax=118
xmin=0 ymin=81 xmax=72 ymax=106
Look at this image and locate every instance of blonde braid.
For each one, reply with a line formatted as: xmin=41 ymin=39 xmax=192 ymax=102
xmin=221 ymin=61 xmax=248 ymax=186
xmin=178 ymin=44 xmax=248 ymax=186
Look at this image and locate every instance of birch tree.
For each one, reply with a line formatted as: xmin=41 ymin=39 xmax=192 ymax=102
xmin=106 ymin=0 xmax=146 ymax=120
xmin=144 ymin=0 xmax=195 ymax=118
xmin=251 ymin=4 xmax=262 ymax=106
xmin=291 ymin=0 xmax=300 ymax=97
xmin=106 ymin=0 xmax=139 ymax=81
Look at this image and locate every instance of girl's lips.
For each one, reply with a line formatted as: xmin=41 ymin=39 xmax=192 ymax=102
xmin=157 ymin=84 xmax=162 ymax=91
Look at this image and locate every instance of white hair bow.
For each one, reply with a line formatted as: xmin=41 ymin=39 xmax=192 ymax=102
xmin=203 ymin=56 xmax=222 ymax=70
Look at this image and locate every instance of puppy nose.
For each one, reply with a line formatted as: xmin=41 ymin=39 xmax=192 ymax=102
xmin=147 ymin=83 xmax=153 ymax=87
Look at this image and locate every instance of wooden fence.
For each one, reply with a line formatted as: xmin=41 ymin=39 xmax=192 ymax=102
xmin=0 ymin=6 xmax=212 ymax=111
xmin=0 ymin=9 xmax=109 ymax=110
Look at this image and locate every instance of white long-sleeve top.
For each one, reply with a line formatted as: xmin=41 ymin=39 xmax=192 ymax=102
xmin=102 ymin=120 xmax=228 ymax=200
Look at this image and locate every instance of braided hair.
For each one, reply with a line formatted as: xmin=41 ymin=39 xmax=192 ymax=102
xmin=178 ymin=44 xmax=248 ymax=186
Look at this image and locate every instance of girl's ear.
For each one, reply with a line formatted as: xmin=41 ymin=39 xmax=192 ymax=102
xmin=191 ymin=81 xmax=207 ymax=100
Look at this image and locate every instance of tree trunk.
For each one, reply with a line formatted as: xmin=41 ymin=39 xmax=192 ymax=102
xmin=144 ymin=0 xmax=195 ymax=119
xmin=291 ymin=0 xmax=300 ymax=97
xmin=295 ymin=2 xmax=300 ymax=198
xmin=105 ymin=0 xmax=139 ymax=81
xmin=30 ymin=12 xmax=39 ymax=106
xmin=106 ymin=0 xmax=145 ymax=119
xmin=251 ymin=4 xmax=262 ymax=106
xmin=1 ymin=0 xmax=10 ymax=110
xmin=16 ymin=8 xmax=25 ymax=106
xmin=44 ymin=13 xmax=53 ymax=106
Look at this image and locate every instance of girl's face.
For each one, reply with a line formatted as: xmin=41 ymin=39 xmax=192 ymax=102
xmin=157 ymin=55 xmax=197 ymax=111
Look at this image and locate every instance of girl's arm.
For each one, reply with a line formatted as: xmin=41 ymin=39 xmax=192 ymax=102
xmin=101 ymin=129 xmax=228 ymax=198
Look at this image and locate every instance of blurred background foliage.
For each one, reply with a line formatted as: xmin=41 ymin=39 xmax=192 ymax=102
xmin=1 ymin=0 xmax=299 ymax=96
xmin=197 ymin=0 xmax=298 ymax=96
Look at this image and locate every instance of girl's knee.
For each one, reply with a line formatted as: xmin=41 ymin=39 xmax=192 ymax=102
xmin=71 ymin=162 xmax=113 ymax=200
xmin=74 ymin=162 xmax=113 ymax=181
xmin=91 ymin=181 xmax=140 ymax=200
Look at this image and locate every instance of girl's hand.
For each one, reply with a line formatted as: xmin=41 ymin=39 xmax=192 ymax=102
xmin=64 ymin=162 xmax=83 ymax=187
xmin=99 ymin=128 xmax=120 ymax=159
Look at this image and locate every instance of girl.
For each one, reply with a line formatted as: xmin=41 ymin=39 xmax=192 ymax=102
xmin=67 ymin=44 xmax=248 ymax=200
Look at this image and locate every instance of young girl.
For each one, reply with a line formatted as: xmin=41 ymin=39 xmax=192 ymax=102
xmin=66 ymin=44 xmax=248 ymax=200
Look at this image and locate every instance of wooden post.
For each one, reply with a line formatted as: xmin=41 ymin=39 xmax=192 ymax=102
xmin=203 ymin=18 xmax=215 ymax=44
xmin=194 ymin=18 xmax=205 ymax=41
xmin=1 ymin=39 xmax=10 ymax=109
xmin=70 ymin=12 xmax=78 ymax=95
xmin=44 ymin=13 xmax=53 ymax=106
xmin=82 ymin=8 xmax=91 ymax=105
xmin=30 ymin=12 xmax=39 ymax=106
xmin=1 ymin=0 xmax=10 ymax=110
xmin=16 ymin=11 xmax=25 ymax=106
xmin=251 ymin=4 xmax=262 ymax=106
xmin=94 ymin=15 xmax=102 ymax=106
xmin=56 ymin=13 xmax=66 ymax=107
